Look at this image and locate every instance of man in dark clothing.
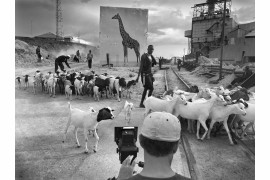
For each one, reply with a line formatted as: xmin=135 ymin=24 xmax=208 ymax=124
xmin=73 ymin=50 xmax=81 ymax=63
xmin=231 ymin=66 xmax=253 ymax=86
xmin=55 ymin=55 xmax=71 ymax=73
xmin=177 ymin=59 xmax=182 ymax=71
xmin=36 ymin=46 xmax=41 ymax=62
xmin=87 ymin=50 xmax=93 ymax=69
xmin=136 ymin=45 xmax=157 ymax=108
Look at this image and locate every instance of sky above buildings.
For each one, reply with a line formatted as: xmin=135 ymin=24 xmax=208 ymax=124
xmin=15 ymin=0 xmax=255 ymax=58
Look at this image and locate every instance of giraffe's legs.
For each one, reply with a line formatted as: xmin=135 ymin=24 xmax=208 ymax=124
xmin=134 ymin=48 xmax=140 ymax=64
xmin=122 ymin=43 xmax=128 ymax=66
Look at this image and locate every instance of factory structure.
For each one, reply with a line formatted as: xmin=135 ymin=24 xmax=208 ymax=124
xmin=184 ymin=0 xmax=255 ymax=64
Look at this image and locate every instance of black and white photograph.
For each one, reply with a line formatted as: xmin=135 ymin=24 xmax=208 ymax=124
xmin=10 ymin=0 xmax=260 ymax=179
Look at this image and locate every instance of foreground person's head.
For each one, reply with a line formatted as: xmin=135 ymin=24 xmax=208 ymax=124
xmin=140 ymin=112 xmax=181 ymax=162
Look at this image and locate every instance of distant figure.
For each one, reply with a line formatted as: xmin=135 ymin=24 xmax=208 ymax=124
xmin=87 ymin=50 xmax=93 ymax=69
xmin=55 ymin=55 xmax=71 ymax=73
xmin=36 ymin=46 xmax=42 ymax=62
xmin=231 ymin=66 xmax=253 ymax=86
xmin=159 ymin=57 xmax=162 ymax=70
xmin=177 ymin=59 xmax=182 ymax=71
xmin=73 ymin=50 xmax=81 ymax=63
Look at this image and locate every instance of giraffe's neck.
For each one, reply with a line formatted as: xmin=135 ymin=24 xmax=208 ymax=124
xmin=117 ymin=17 xmax=127 ymax=38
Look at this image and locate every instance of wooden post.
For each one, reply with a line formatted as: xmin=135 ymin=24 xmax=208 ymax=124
xmin=106 ymin=53 xmax=110 ymax=68
xmin=219 ymin=0 xmax=226 ymax=80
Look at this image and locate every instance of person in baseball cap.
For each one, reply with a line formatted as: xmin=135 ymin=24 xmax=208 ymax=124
xmin=116 ymin=112 xmax=190 ymax=180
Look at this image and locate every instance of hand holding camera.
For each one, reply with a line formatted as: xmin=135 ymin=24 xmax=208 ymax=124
xmin=117 ymin=155 xmax=136 ymax=180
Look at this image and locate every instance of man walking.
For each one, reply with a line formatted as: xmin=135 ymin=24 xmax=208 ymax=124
xmin=136 ymin=45 xmax=157 ymax=108
xmin=55 ymin=55 xmax=71 ymax=73
xmin=87 ymin=50 xmax=93 ymax=69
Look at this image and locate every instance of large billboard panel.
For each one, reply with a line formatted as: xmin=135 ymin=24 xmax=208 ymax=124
xmin=99 ymin=6 xmax=148 ymax=66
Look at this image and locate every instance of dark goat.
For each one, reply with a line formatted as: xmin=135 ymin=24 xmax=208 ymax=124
xmin=16 ymin=77 xmax=22 ymax=89
xmin=189 ymin=85 xmax=199 ymax=93
xmin=84 ymin=75 xmax=95 ymax=83
xmin=23 ymin=75 xmax=30 ymax=89
xmin=95 ymin=77 xmax=110 ymax=98
xmin=57 ymin=74 xmax=66 ymax=94
xmin=230 ymin=88 xmax=250 ymax=101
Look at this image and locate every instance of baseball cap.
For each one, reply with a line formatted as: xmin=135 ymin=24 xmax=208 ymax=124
xmin=141 ymin=112 xmax=181 ymax=142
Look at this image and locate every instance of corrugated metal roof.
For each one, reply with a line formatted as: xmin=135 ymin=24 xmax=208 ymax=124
xmin=245 ymin=30 xmax=255 ymax=37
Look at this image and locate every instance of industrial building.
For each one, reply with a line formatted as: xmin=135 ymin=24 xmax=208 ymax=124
xmin=184 ymin=0 xmax=255 ymax=64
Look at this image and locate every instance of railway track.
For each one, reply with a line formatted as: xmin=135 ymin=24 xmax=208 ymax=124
xmin=163 ymin=66 xmax=255 ymax=179
xmin=164 ymin=66 xmax=200 ymax=180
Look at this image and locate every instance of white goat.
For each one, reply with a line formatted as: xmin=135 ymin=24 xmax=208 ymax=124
xmin=235 ymin=102 xmax=255 ymax=138
xmin=65 ymin=85 xmax=73 ymax=101
xmin=47 ymin=74 xmax=58 ymax=98
xmin=207 ymin=102 xmax=247 ymax=145
xmin=173 ymin=93 xmax=225 ymax=140
xmin=124 ymin=101 xmax=134 ymax=124
xmin=144 ymin=95 xmax=188 ymax=117
xmin=74 ymin=78 xmax=84 ymax=99
xmin=63 ymin=102 xmax=115 ymax=153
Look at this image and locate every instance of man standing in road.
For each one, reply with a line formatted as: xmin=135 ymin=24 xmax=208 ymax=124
xmin=87 ymin=50 xmax=93 ymax=69
xmin=55 ymin=55 xmax=71 ymax=73
xmin=136 ymin=45 xmax=157 ymax=108
xmin=36 ymin=46 xmax=42 ymax=62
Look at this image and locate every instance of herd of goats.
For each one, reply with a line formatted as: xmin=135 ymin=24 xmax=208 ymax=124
xmin=15 ymin=69 xmax=255 ymax=148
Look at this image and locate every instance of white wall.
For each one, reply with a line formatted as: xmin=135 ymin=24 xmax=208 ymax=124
xmin=99 ymin=6 xmax=148 ymax=66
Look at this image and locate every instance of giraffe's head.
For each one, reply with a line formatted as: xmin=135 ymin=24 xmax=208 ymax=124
xmin=112 ymin=13 xmax=120 ymax=20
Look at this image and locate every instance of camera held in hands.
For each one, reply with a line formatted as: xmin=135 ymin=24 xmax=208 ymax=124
xmin=114 ymin=126 xmax=139 ymax=164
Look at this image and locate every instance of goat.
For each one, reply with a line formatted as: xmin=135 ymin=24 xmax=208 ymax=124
xmin=144 ymin=94 xmax=188 ymax=117
xmin=234 ymin=100 xmax=255 ymax=139
xmin=109 ymin=77 xmax=127 ymax=101
xmin=33 ymin=71 xmax=43 ymax=95
xmin=123 ymin=80 xmax=136 ymax=99
xmin=173 ymin=93 xmax=226 ymax=140
xmin=16 ymin=77 xmax=22 ymax=89
xmin=23 ymin=75 xmax=30 ymax=89
xmin=74 ymin=77 xmax=84 ymax=99
xmin=47 ymin=74 xmax=58 ymax=98
xmin=65 ymin=85 xmax=73 ymax=101
xmin=124 ymin=101 xmax=134 ymax=124
xmin=63 ymin=102 xmax=115 ymax=153
xmin=207 ymin=102 xmax=247 ymax=145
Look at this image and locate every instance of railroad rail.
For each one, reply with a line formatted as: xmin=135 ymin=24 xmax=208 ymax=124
xmin=164 ymin=67 xmax=200 ymax=180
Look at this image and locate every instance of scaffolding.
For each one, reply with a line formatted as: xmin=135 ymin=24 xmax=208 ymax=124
xmin=190 ymin=0 xmax=233 ymax=55
xmin=192 ymin=0 xmax=232 ymax=20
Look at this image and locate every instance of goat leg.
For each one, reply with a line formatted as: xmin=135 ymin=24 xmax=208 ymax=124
xmin=199 ymin=120 xmax=208 ymax=140
xmin=93 ymin=129 xmax=99 ymax=153
xmin=84 ymin=129 xmax=89 ymax=153
xmin=224 ymin=120 xmax=234 ymax=145
xmin=74 ymin=127 xmax=80 ymax=147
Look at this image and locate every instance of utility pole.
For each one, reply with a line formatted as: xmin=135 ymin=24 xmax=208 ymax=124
xmin=219 ymin=0 xmax=226 ymax=80
xmin=183 ymin=48 xmax=185 ymax=62
xmin=30 ymin=20 xmax=32 ymax=37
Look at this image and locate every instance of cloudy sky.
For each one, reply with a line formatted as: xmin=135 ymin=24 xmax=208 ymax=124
xmin=15 ymin=0 xmax=255 ymax=58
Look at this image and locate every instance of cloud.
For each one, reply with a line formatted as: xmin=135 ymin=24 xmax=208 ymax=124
xmin=80 ymin=0 xmax=92 ymax=3
xmin=232 ymin=6 xmax=255 ymax=23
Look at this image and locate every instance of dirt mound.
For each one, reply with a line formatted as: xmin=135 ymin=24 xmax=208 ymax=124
xmin=15 ymin=37 xmax=99 ymax=68
xmin=15 ymin=39 xmax=53 ymax=67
